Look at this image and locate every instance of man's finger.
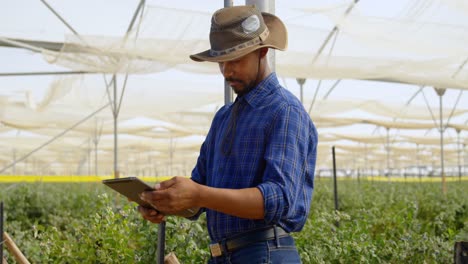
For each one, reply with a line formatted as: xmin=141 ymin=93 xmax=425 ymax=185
xmin=140 ymin=189 xmax=170 ymax=203
xmin=137 ymin=206 xmax=166 ymax=223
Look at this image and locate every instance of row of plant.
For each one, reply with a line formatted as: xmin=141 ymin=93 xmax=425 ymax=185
xmin=0 ymin=179 xmax=466 ymax=263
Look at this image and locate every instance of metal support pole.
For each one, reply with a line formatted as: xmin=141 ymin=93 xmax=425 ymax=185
xmin=110 ymin=0 xmax=141 ymax=177
xmin=0 ymin=71 xmax=90 ymax=77
xmin=434 ymin=87 xmax=447 ymax=194
xmin=457 ymin=129 xmax=462 ymax=182
xmin=386 ymin=127 xmax=390 ymax=177
xmin=12 ymin=149 xmax=16 ymax=175
xmin=246 ymin=0 xmax=275 ymax=70
xmin=1 ymin=201 xmax=3 ymax=263
xmin=94 ymin=140 xmax=98 ymax=176
xmin=462 ymin=143 xmax=466 ymax=178
xmin=113 ymin=76 xmax=119 ymax=179
xmin=85 ymin=138 xmax=89 ymax=175
xmin=417 ymin=144 xmax=422 ymax=180
xmin=296 ymin=78 xmax=306 ymax=103
xmin=24 ymin=157 xmax=28 ymax=175
xmin=365 ymin=144 xmax=368 ymax=177
xmin=93 ymin=118 xmax=101 ymax=176
xmin=224 ymin=74 xmax=233 ymax=105
xmin=0 ymin=37 xmax=62 ymax=52
xmin=157 ymin=221 xmax=166 ymax=264
xmin=332 ymin=146 xmax=339 ymax=227
xmin=169 ymin=137 xmax=174 ymax=176
xmin=224 ymin=0 xmax=234 ymax=105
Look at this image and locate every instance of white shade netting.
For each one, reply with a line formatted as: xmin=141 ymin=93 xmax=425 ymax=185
xmin=1 ymin=0 xmax=468 ymax=176
xmin=35 ymin=2 xmax=468 ymax=89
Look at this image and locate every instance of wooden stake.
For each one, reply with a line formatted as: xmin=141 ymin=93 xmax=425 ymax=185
xmin=164 ymin=252 xmax=180 ymax=264
xmin=2 ymin=233 xmax=30 ymax=264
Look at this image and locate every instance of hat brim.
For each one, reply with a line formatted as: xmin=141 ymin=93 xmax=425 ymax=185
xmin=190 ymin=12 xmax=287 ymax=63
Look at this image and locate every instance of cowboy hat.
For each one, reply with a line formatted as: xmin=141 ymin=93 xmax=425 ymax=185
xmin=190 ymin=5 xmax=287 ymax=62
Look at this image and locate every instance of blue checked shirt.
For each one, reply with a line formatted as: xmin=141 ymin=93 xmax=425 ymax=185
xmin=191 ymin=73 xmax=318 ymax=242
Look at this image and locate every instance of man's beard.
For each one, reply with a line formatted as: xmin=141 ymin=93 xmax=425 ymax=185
xmin=226 ymin=78 xmax=255 ymax=96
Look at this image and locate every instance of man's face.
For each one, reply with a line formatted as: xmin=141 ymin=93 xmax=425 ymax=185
xmin=218 ymin=50 xmax=261 ymax=96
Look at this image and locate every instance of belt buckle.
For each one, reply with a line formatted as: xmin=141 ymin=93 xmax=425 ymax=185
xmin=209 ymin=243 xmax=223 ymax=257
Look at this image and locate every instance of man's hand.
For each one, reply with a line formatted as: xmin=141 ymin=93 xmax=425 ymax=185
xmin=137 ymin=206 xmax=166 ymax=224
xmin=140 ymin=176 xmax=200 ymax=215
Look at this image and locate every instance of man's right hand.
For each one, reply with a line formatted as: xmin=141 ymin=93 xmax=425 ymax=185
xmin=137 ymin=206 xmax=166 ymax=224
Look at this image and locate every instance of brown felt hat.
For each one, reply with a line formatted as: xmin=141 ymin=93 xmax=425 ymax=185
xmin=190 ymin=5 xmax=287 ymax=62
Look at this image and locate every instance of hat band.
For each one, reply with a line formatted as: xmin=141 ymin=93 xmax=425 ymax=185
xmin=209 ymin=28 xmax=269 ymax=57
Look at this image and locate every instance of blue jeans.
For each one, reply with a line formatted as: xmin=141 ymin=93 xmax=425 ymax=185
xmin=208 ymin=235 xmax=301 ymax=264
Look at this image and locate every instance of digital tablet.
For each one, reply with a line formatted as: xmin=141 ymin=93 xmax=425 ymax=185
xmin=102 ymin=177 xmax=198 ymax=217
xmin=103 ymin=177 xmax=155 ymax=209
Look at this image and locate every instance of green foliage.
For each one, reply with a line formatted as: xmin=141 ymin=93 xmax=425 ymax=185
xmin=0 ymin=180 xmax=467 ymax=263
xmin=295 ymin=179 xmax=468 ymax=264
xmin=0 ymin=183 xmax=210 ymax=263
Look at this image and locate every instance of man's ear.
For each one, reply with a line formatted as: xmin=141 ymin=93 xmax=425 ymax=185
xmin=259 ymin=47 xmax=269 ymax=58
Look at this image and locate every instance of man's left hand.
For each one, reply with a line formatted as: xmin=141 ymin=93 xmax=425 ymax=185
xmin=140 ymin=176 xmax=200 ymax=215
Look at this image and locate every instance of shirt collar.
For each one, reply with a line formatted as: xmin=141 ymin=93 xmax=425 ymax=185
xmin=238 ymin=73 xmax=280 ymax=108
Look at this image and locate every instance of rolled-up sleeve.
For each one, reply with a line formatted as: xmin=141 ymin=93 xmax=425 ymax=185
xmin=257 ymin=104 xmax=313 ymax=227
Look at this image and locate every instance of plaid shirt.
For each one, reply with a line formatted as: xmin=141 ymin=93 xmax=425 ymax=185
xmin=191 ymin=73 xmax=318 ymax=242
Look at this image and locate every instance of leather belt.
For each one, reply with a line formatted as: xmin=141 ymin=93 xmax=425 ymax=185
xmin=209 ymin=226 xmax=289 ymax=257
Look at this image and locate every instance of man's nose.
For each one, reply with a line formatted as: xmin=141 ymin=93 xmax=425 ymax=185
xmin=220 ymin=62 xmax=234 ymax=78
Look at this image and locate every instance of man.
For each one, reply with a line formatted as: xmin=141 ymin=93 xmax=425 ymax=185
xmin=139 ymin=5 xmax=317 ymax=263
